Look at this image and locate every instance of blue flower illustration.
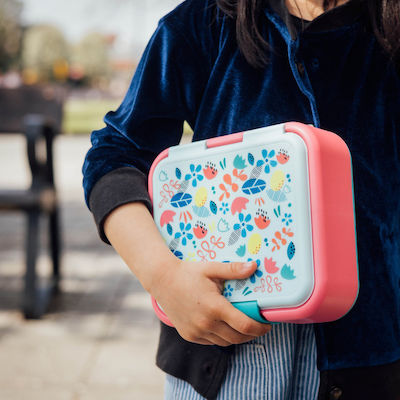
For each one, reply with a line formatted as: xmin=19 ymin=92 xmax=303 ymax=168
xmin=281 ymin=213 xmax=293 ymax=226
xmin=233 ymin=213 xmax=254 ymax=238
xmin=261 ymin=149 xmax=278 ymax=173
xmin=174 ymin=222 xmax=193 ymax=246
xmin=247 ymin=258 xmax=263 ymax=284
xmin=223 ymin=284 xmax=234 ymax=298
xmin=219 ymin=202 xmax=229 ymax=215
xmin=184 ymin=164 xmax=204 ymax=187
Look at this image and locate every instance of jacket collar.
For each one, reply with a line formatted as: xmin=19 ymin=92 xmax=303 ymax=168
xmin=265 ymin=0 xmax=366 ymax=41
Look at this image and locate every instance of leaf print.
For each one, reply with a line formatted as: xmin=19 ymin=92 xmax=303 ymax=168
xmin=242 ymin=179 xmax=266 ymax=195
xmin=248 ymin=153 xmax=254 ymax=165
xmin=170 ymin=192 xmax=192 ymax=208
xmin=242 ymin=287 xmax=252 ymax=296
xmin=210 ymin=201 xmax=218 ymax=215
xmin=167 ymin=223 xmax=173 ymax=236
xmin=219 ymin=158 xmax=227 ymax=170
xmin=287 ymin=242 xmax=296 ymax=260
xmin=173 ymin=250 xmax=184 ymax=260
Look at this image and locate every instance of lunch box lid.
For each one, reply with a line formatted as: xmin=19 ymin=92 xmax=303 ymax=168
xmin=150 ymin=123 xmax=315 ymax=311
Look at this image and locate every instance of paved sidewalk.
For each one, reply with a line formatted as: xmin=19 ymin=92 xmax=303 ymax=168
xmin=0 ymin=135 xmax=165 ymax=400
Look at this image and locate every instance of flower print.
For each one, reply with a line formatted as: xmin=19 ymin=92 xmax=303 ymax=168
xmin=247 ymin=258 xmax=263 ymax=283
xmin=219 ymin=202 xmax=229 ymax=215
xmin=233 ymin=212 xmax=254 ymax=238
xmin=184 ymin=164 xmax=204 ymax=187
xmin=261 ymin=149 xmax=278 ymax=174
xmin=281 ymin=213 xmax=293 ymax=226
xmin=223 ymin=284 xmax=234 ymax=298
xmin=174 ymin=222 xmax=193 ymax=246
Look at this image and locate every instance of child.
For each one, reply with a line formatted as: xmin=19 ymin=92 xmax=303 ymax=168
xmin=83 ymin=0 xmax=400 ymax=398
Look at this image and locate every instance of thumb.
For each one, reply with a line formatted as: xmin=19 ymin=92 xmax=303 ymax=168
xmin=204 ymin=261 xmax=257 ymax=280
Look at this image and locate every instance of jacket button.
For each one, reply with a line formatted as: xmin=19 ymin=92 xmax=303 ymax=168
xmin=329 ymin=386 xmax=343 ymax=400
xmin=296 ymin=62 xmax=305 ymax=76
xmin=311 ymin=58 xmax=320 ymax=69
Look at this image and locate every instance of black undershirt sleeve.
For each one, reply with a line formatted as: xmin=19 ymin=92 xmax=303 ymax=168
xmin=88 ymin=167 xmax=152 ymax=244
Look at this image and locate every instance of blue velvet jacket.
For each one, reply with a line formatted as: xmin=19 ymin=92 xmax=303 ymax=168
xmin=83 ymin=0 xmax=400 ymax=397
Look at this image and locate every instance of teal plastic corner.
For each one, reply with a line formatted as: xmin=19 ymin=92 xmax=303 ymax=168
xmin=232 ymin=301 xmax=272 ymax=324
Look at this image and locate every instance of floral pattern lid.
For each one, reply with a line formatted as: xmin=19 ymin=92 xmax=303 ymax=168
xmin=151 ymin=124 xmax=315 ymax=310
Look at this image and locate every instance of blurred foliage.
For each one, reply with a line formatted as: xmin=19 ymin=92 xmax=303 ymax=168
xmin=70 ymin=32 xmax=111 ymax=85
xmin=0 ymin=1 xmax=120 ymax=87
xmin=20 ymin=26 xmax=111 ymax=86
xmin=21 ymin=24 xmax=69 ymax=82
xmin=0 ymin=0 xmax=23 ymax=72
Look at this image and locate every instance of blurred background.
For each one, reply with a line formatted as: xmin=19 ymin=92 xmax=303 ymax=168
xmin=0 ymin=0 xmax=187 ymax=399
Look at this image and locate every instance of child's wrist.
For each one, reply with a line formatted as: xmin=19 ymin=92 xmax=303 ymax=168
xmin=141 ymin=252 xmax=182 ymax=296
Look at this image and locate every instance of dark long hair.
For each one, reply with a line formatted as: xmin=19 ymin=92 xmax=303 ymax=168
xmin=216 ymin=0 xmax=400 ymax=69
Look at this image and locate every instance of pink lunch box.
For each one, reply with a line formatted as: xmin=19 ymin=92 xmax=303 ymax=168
xmin=148 ymin=122 xmax=359 ymax=325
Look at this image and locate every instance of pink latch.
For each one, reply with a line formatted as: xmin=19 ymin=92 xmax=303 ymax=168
xmin=206 ymin=131 xmax=244 ymax=148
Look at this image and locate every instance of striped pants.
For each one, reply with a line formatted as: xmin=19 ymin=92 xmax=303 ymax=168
xmin=165 ymin=323 xmax=319 ymax=400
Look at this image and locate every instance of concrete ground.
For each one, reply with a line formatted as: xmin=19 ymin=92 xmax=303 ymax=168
xmin=0 ymin=134 xmax=165 ymax=400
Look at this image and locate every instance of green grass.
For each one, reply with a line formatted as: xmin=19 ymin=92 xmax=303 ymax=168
xmin=62 ymin=98 xmax=120 ymax=134
xmin=63 ymin=98 xmax=194 ymax=136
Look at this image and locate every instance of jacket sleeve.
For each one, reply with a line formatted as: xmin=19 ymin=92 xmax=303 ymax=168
xmin=82 ymin=12 xmax=211 ymax=243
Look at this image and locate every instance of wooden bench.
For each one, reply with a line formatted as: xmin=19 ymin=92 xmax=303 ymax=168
xmin=0 ymin=85 xmax=64 ymax=318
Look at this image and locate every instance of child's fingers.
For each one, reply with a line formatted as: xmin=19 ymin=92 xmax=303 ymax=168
xmin=203 ymin=261 xmax=257 ymax=280
xmin=192 ymin=337 xmax=217 ymax=346
xmin=204 ymin=332 xmax=234 ymax=347
xmin=154 ymin=259 xmax=269 ymax=346
xmin=211 ymin=321 xmax=260 ymax=345
xmin=217 ymin=298 xmax=272 ymax=337
xmin=173 ymin=297 xmax=269 ymax=345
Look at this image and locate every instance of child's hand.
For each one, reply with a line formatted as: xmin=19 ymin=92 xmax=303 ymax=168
xmin=103 ymin=203 xmax=271 ymax=346
xmin=150 ymin=260 xmax=272 ymax=346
